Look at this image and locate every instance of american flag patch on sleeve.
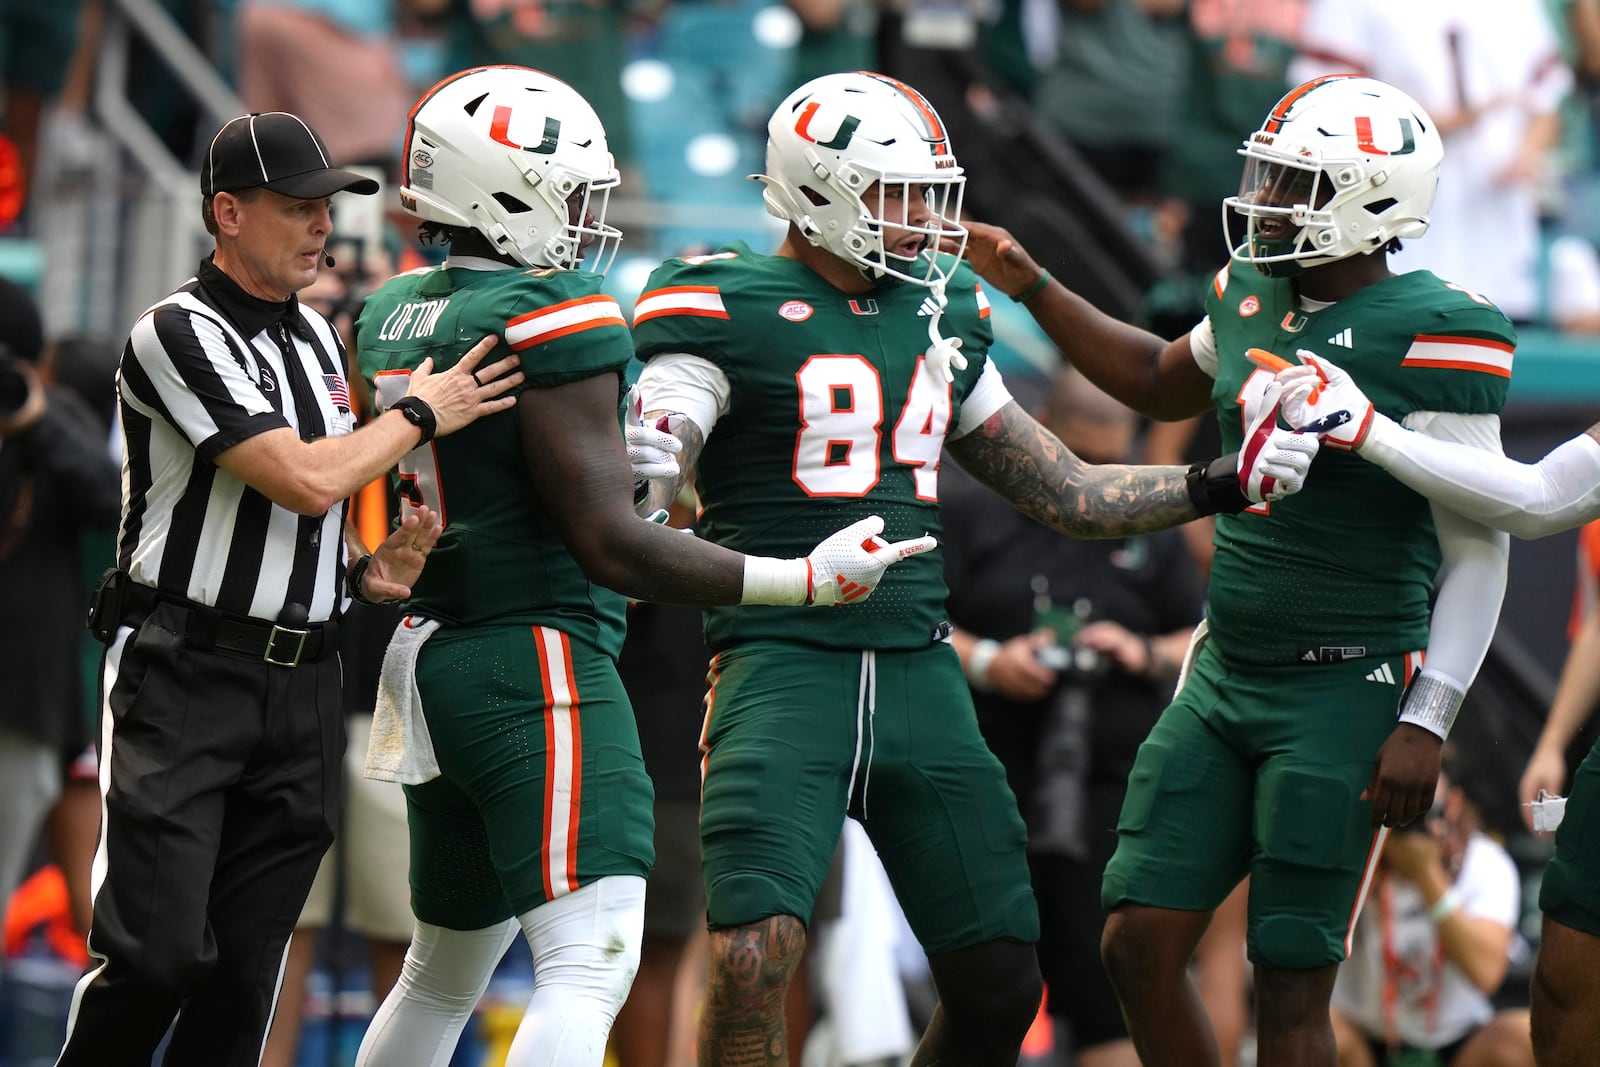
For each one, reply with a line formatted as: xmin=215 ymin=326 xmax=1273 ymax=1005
xmin=323 ymin=374 xmax=351 ymax=410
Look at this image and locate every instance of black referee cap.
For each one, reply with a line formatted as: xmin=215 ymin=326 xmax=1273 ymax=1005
xmin=201 ymin=113 xmax=380 ymax=200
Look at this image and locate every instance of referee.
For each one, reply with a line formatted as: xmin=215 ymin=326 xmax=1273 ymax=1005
xmin=56 ymin=112 xmax=521 ymax=1067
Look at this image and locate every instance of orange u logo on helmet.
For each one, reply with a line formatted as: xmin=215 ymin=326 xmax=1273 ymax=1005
xmin=794 ymin=103 xmax=861 ymax=150
xmin=1353 ymin=115 xmax=1416 ymax=156
xmin=489 ymin=106 xmax=562 ymax=155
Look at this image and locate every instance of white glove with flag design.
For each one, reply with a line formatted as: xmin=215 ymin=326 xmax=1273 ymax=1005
xmin=741 ymin=516 xmax=938 ymax=606
xmin=624 ymin=384 xmax=682 ymax=495
xmin=1239 ymin=376 xmax=1321 ymax=503
xmin=1277 ymin=350 xmax=1375 ymax=451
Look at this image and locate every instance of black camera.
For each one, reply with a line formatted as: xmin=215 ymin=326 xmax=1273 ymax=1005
xmin=1036 ymin=642 xmax=1109 ymax=677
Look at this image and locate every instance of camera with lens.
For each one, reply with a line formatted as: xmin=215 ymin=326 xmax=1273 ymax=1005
xmin=1033 ymin=591 xmax=1110 ymax=678
xmin=1035 ymin=640 xmax=1110 ymax=677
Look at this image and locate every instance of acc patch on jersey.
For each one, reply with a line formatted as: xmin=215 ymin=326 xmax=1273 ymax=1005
xmin=779 ymin=300 xmax=814 ymax=322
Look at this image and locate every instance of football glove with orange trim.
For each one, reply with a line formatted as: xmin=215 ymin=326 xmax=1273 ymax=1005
xmin=1277 ymin=350 xmax=1375 ymax=450
xmin=1239 ymin=375 xmax=1321 ymax=503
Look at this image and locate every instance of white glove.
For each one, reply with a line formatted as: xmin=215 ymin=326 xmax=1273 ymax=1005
xmin=1278 ymin=350 xmax=1375 ymax=451
xmin=1239 ymin=376 xmax=1320 ymax=503
xmin=741 ymin=515 xmax=938 ymax=606
xmin=624 ymin=383 xmax=682 ymax=484
xmin=807 ymin=515 xmax=938 ymax=605
xmin=626 ymin=421 xmax=682 ymax=480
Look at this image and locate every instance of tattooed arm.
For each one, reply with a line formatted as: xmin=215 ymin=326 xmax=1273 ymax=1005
xmin=946 ymin=399 xmax=1205 ymax=538
xmin=640 ymin=411 xmax=704 ymax=515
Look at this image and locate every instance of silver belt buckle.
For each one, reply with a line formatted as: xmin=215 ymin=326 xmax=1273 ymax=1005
xmin=263 ymin=624 xmax=309 ymax=667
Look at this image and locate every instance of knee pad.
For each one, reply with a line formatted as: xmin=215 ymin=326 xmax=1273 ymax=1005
xmin=519 ymin=875 xmax=646 ymax=1016
xmin=1249 ymin=913 xmax=1340 ymax=971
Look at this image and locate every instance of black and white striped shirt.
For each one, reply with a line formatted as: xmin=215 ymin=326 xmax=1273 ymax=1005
xmin=117 ymin=256 xmax=356 ymax=623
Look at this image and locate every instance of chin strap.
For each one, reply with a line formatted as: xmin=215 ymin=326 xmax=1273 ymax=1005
xmin=921 ymin=274 xmax=968 ymax=384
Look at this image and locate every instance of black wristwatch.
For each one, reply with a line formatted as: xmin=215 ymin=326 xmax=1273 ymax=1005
xmin=345 ymin=553 xmax=383 ymax=605
xmin=391 ymin=396 xmax=437 ymax=445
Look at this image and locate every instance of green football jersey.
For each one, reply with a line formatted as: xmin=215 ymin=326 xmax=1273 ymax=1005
xmin=357 ymin=266 xmax=632 ymax=651
xmin=633 ymin=242 xmax=996 ymax=652
xmin=1205 ymin=258 xmax=1515 ymax=666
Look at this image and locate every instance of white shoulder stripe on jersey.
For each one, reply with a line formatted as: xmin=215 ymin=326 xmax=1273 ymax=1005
xmin=1400 ymin=336 xmax=1514 ymax=378
xmin=975 ymin=286 xmax=991 ymax=317
xmin=634 ymin=286 xmax=729 ymax=323
xmin=505 ymin=295 xmax=625 ymax=350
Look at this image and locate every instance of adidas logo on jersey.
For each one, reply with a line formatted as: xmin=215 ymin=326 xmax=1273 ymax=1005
xmin=1364 ymin=662 xmax=1396 ymax=685
xmin=1327 ymin=327 xmax=1353 ymax=348
xmin=916 ymin=297 xmax=941 ymax=317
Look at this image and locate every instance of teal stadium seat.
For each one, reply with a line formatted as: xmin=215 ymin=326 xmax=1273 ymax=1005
xmin=0 ymin=237 xmax=44 ymax=293
xmin=625 ymin=0 xmax=793 ymax=254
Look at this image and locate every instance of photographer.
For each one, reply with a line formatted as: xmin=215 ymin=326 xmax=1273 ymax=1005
xmin=1330 ymin=756 xmax=1532 ymax=1067
xmin=0 ymin=277 xmax=121 ymax=927
xmin=942 ymin=366 xmax=1208 ymax=1067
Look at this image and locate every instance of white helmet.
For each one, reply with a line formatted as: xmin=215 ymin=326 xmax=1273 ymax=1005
xmin=1224 ymin=75 xmax=1443 ymax=277
xmin=400 ymin=65 xmax=621 ymax=272
xmin=755 ymin=71 xmax=967 ymax=287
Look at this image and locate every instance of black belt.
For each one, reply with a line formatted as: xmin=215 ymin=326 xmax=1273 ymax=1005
xmin=122 ymin=581 xmax=336 ymax=668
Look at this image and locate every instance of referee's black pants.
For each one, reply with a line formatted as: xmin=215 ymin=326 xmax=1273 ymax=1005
xmin=57 ymin=602 xmax=344 ymax=1067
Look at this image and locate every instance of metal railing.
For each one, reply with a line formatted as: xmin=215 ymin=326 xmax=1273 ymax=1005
xmin=38 ymin=0 xmax=245 ymax=337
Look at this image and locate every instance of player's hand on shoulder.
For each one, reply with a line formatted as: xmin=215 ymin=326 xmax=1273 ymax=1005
xmin=955 ymin=219 xmax=1047 ymax=300
xmin=805 ymin=515 xmax=937 ymax=606
xmin=406 ymin=335 xmax=524 ymax=436
xmin=1237 ymin=372 xmax=1320 ymax=503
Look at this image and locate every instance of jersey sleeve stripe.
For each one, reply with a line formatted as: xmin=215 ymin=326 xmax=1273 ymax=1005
xmin=1400 ymin=335 xmax=1514 ymax=377
xmin=1213 ymin=266 xmax=1229 ymax=297
xmin=505 ymin=295 xmax=626 ymax=350
xmin=975 ymin=285 xmax=991 ymax=318
xmin=634 ymin=286 xmax=730 ymax=324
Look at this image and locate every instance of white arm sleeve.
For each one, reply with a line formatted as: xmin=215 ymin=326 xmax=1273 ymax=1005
xmin=635 ymin=352 xmax=731 ymax=440
xmin=1363 ymin=414 xmax=1600 ymax=539
xmin=1409 ymin=411 xmax=1510 ymax=693
xmin=950 ymin=360 xmax=1014 ymax=440
xmin=1187 ymin=317 xmax=1219 ymax=379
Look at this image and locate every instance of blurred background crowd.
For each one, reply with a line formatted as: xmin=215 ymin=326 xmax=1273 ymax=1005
xmin=3 ymin=0 xmax=1600 ymax=1065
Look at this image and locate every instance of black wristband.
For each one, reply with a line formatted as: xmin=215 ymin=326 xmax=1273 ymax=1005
xmin=346 ymin=554 xmax=382 ymax=605
xmin=1185 ymin=455 xmax=1251 ymax=517
xmin=392 ymin=396 xmax=437 ymax=445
